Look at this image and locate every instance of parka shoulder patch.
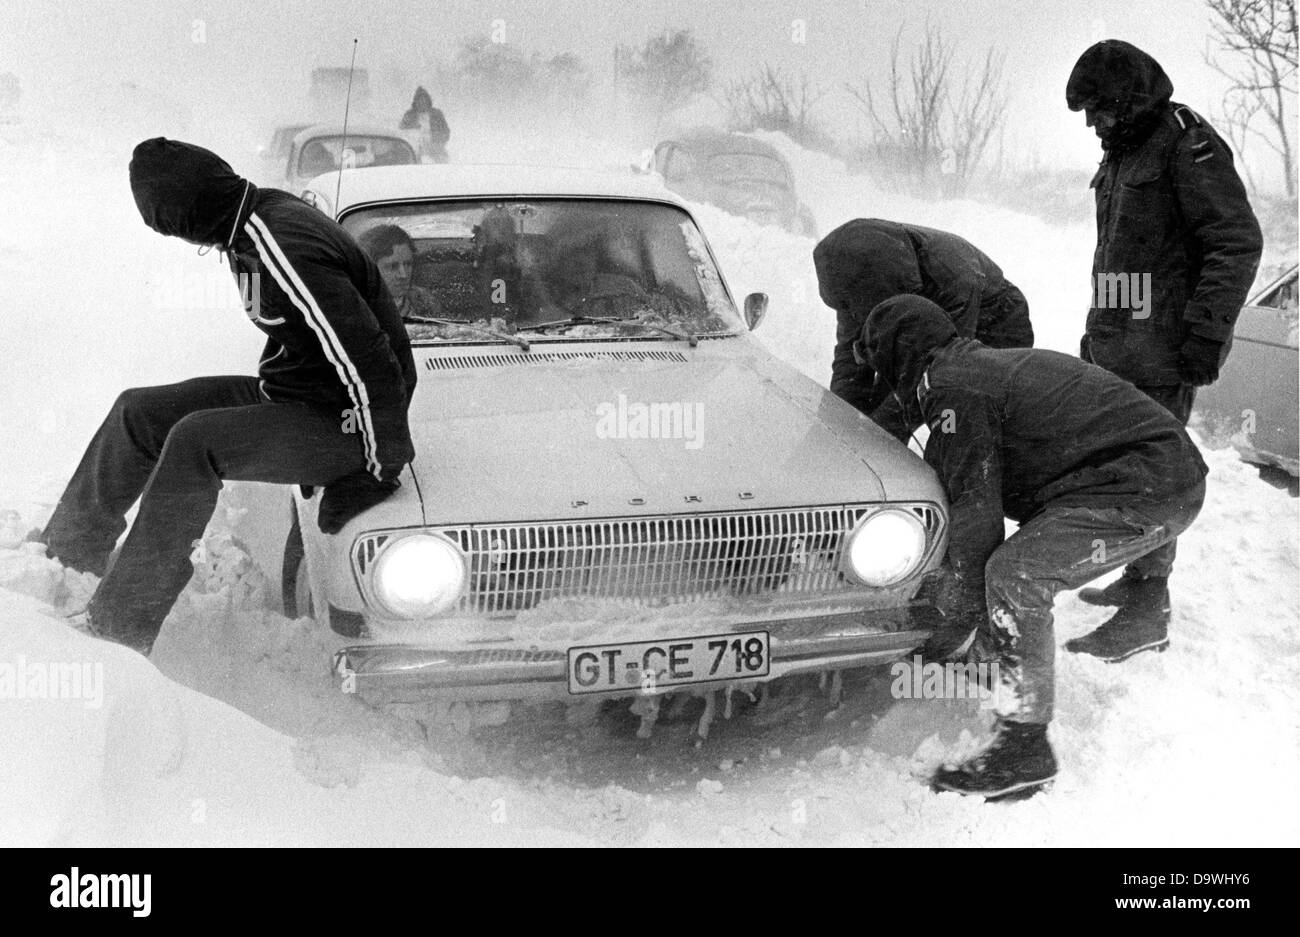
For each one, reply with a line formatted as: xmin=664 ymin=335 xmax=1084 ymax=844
xmin=1179 ymin=125 xmax=1218 ymax=164
xmin=1172 ymin=105 xmax=1203 ymax=130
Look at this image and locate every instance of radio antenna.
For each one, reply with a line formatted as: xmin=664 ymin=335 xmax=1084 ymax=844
xmin=334 ymin=38 xmax=358 ymax=213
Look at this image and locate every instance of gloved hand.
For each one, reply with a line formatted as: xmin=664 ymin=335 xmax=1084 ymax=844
xmin=1078 ymin=334 xmax=1091 ymax=362
xmin=916 ymin=618 xmax=981 ymax=664
xmin=915 ymin=567 xmax=985 ymax=663
xmin=1178 ymin=334 xmax=1224 ymax=386
xmin=318 ymin=471 xmax=400 ymax=534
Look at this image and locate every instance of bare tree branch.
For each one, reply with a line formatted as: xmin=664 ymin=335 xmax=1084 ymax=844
xmin=1204 ymin=0 xmax=1298 ymax=196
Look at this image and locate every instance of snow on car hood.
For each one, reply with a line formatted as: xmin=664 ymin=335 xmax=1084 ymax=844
xmin=403 ymin=339 xmax=907 ymax=524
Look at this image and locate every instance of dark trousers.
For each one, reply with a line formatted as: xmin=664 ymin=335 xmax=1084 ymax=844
xmin=1127 ymin=383 xmax=1197 ymax=578
xmin=984 ymin=479 xmax=1206 ymax=723
xmin=42 ymin=377 xmax=366 ymax=650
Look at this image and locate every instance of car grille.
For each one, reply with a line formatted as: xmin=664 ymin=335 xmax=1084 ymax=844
xmin=424 ymin=350 xmax=689 ymax=371
xmin=354 ymin=505 xmax=941 ymax=615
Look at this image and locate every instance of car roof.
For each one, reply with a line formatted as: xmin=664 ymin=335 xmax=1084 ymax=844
xmin=305 ymin=163 xmax=690 ymax=214
xmin=660 ymin=127 xmax=788 ymax=160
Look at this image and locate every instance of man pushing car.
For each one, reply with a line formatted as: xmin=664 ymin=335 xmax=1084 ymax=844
xmin=36 ymin=137 xmax=417 ymax=655
xmin=861 ymin=295 xmax=1207 ymax=799
xmin=813 ymin=218 xmax=1034 ymax=440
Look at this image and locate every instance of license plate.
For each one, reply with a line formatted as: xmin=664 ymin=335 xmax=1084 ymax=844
xmin=567 ymin=631 xmax=771 ymax=695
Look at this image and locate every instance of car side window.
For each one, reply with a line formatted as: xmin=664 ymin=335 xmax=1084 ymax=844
xmin=664 ymin=148 xmax=697 ymax=184
xmin=1257 ymin=275 xmax=1298 ymax=313
xmin=299 ymin=141 xmax=335 ymax=178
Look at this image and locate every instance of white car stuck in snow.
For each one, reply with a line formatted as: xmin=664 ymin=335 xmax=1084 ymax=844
xmin=247 ymin=164 xmax=951 ymax=706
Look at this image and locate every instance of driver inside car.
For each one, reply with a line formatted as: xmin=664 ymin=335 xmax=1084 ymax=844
xmin=473 ymin=206 xmax=561 ymax=325
xmin=589 ymin=222 xmax=649 ymax=300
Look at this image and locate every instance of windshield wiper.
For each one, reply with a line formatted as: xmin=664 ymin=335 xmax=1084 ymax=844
xmin=403 ymin=315 xmax=531 ymax=352
xmin=518 ymin=315 xmax=698 ymax=347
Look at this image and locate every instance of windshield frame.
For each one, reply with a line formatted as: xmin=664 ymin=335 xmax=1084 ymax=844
xmin=337 ymin=194 xmax=747 ymax=347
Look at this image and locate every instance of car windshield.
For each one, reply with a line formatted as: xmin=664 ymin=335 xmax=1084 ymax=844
xmin=297 ymin=135 xmax=416 ymax=178
xmin=342 ymin=199 xmax=745 ymax=343
xmin=707 ymin=153 xmax=790 ymax=186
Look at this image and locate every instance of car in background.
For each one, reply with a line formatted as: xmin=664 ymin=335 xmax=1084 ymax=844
xmin=251 ymin=164 xmax=949 ymax=710
xmin=254 ymin=122 xmax=312 ymax=185
xmin=255 ymin=122 xmax=417 ymax=194
xmin=649 ymin=127 xmax=818 ymax=237
xmin=1193 ymin=264 xmax=1298 ymax=489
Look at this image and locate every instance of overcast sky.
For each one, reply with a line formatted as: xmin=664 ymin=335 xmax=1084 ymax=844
xmin=1 ymin=0 xmax=1288 ymax=176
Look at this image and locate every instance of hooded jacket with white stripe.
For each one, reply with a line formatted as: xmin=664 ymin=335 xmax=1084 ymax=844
xmin=129 ymin=137 xmax=417 ymax=482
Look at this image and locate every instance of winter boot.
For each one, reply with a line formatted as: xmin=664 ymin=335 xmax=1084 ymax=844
xmin=1065 ymin=576 xmax=1170 ymax=662
xmin=931 ymin=719 xmax=1058 ymax=800
xmin=1077 ymin=568 xmax=1148 ymax=607
xmin=67 ymin=607 xmax=154 ymax=657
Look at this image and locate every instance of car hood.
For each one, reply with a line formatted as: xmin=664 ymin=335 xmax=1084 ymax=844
xmin=403 ymin=340 xmax=905 ymax=525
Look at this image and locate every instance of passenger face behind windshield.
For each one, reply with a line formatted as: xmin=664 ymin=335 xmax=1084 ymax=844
xmin=376 ymin=244 xmax=414 ymax=297
xmin=360 ymin=224 xmax=416 ymax=300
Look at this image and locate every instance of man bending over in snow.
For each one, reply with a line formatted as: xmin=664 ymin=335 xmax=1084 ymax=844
xmin=36 ymin=138 xmax=417 ymax=655
xmin=813 ymin=218 xmax=1034 ymax=441
xmin=861 ymin=295 xmax=1206 ymax=799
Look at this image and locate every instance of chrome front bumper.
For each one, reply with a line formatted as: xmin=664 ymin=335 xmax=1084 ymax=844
xmin=331 ymin=606 xmax=939 ymax=701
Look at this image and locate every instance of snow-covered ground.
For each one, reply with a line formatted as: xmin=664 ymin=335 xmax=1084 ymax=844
xmin=1 ymin=122 xmax=1297 ymax=846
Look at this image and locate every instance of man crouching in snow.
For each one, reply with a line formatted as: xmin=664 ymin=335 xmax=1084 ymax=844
xmin=36 ymin=138 xmax=417 ymax=655
xmin=861 ymin=295 xmax=1206 ymax=799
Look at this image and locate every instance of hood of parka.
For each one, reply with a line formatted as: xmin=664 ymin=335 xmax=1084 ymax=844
xmin=129 ymin=137 xmax=256 ymax=248
xmin=1066 ymin=40 xmax=1173 ymax=150
xmin=863 ymin=294 xmax=959 ymax=404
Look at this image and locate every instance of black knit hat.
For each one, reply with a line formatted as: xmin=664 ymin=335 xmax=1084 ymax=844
xmin=129 ymin=137 xmax=254 ymax=247
xmin=863 ymin=294 xmax=958 ymax=395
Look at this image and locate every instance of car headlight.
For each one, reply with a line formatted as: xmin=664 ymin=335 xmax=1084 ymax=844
xmin=371 ymin=534 xmax=466 ymax=618
xmin=843 ymin=509 xmax=928 ymax=587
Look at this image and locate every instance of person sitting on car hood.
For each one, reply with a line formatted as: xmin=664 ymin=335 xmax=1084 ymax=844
xmin=36 ymin=137 xmax=417 ymax=655
xmin=813 ymin=219 xmax=1034 ymax=441
xmin=863 ymin=294 xmax=1206 ymax=799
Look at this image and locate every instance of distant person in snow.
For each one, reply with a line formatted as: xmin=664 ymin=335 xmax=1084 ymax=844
xmin=399 ymin=86 xmax=449 ymax=164
xmin=360 ymin=224 xmax=443 ymax=320
xmin=863 ymin=296 xmax=1207 ymax=799
xmin=813 ymin=219 xmax=1033 ymax=441
xmin=1064 ymin=40 xmax=1261 ymax=661
xmin=36 ymin=138 xmax=417 ymax=655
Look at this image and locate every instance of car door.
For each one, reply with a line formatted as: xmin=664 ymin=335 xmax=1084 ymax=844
xmin=1194 ymin=267 xmax=1299 ymax=474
